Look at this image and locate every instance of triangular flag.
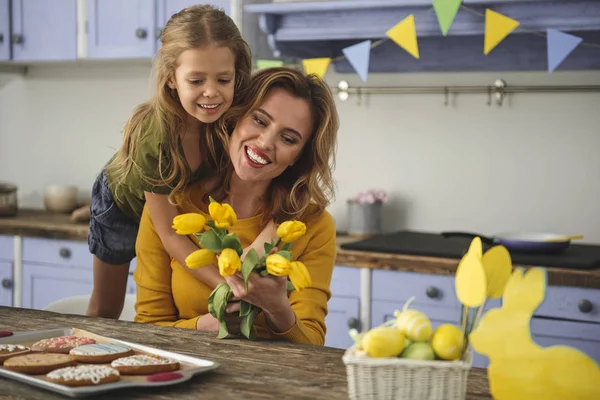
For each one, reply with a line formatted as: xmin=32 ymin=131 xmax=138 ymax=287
xmin=342 ymin=40 xmax=372 ymax=83
xmin=433 ymin=0 xmax=462 ymax=36
xmin=256 ymin=59 xmax=284 ymax=70
xmin=546 ymin=29 xmax=582 ymax=73
xmin=386 ymin=14 xmax=420 ymax=59
xmin=302 ymin=58 xmax=331 ymax=78
xmin=484 ymin=9 xmax=520 ymax=55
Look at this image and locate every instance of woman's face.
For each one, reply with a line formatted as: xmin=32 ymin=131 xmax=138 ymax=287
xmin=229 ymin=87 xmax=313 ymax=183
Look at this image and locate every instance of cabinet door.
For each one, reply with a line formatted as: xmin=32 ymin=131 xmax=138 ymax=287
xmin=531 ymin=317 xmax=600 ymax=364
xmin=11 ymin=0 xmax=77 ymax=61
xmin=372 ymin=300 xmax=491 ymax=369
xmin=156 ymin=0 xmax=231 ymax=50
xmin=22 ymin=263 xmax=93 ymax=310
xmin=325 ymin=296 xmax=360 ymax=349
xmin=0 ymin=0 xmax=9 ymax=60
xmin=0 ymin=261 xmax=13 ymax=307
xmin=86 ymin=0 xmax=155 ymax=59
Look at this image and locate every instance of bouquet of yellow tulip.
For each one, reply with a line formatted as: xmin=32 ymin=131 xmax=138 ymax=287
xmin=172 ymin=197 xmax=311 ymax=340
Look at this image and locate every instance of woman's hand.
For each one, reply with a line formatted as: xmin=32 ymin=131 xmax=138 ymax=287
xmin=196 ymin=301 xmax=242 ymax=334
xmin=224 ymin=272 xmax=295 ymax=333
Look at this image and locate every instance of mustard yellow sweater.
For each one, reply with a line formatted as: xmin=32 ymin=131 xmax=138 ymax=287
xmin=133 ymin=185 xmax=337 ymax=345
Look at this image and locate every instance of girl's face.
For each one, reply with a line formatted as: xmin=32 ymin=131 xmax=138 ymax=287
xmin=169 ymin=45 xmax=236 ymax=125
xmin=228 ymin=88 xmax=314 ymax=183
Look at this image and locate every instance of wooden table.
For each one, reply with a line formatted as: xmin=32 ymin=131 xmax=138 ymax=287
xmin=0 ymin=307 xmax=492 ymax=399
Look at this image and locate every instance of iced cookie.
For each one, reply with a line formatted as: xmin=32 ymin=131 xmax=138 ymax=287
xmin=111 ymin=354 xmax=180 ymax=375
xmin=3 ymin=353 xmax=77 ymax=375
xmin=32 ymin=335 xmax=96 ymax=354
xmin=69 ymin=343 xmax=134 ymax=363
xmin=0 ymin=344 xmax=31 ymax=363
xmin=46 ymin=365 xmax=120 ymax=387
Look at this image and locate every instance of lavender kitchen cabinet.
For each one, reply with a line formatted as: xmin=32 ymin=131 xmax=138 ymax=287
xmin=0 ymin=261 xmax=13 ymax=307
xmin=0 ymin=0 xmax=10 ymax=61
xmin=11 ymin=0 xmax=77 ymax=61
xmin=86 ymin=0 xmax=156 ymax=59
xmin=324 ymin=265 xmax=361 ymax=349
xmin=155 ymin=0 xmax=231 ymax=51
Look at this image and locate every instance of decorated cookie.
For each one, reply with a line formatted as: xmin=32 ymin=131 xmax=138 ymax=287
xmin=0 ymin=344 xmax=31 ymax=363
xmin=32 ymin=335 xmax=96 ymax=354
xmin=3 ymin=353 xmax=77 ymax=375
xmin=46 ymin=365 xmax=120 ymax=387
xmin=69 ymin=343 xmax=134 ymax=363
xmin=111 ymin=354 xmax=180 ymax=375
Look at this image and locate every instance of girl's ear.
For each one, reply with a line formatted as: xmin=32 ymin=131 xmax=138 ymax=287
xmin=167 ymin=78 xmax=176 ymax=89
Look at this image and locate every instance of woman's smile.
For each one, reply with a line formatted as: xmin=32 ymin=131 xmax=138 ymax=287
xmin=244 ymin=146 xmax=272 ymax=167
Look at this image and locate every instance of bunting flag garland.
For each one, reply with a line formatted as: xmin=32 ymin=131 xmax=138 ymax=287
xmin=257 ymin=3 xmax=600 ymax=82
xmin=256 ymin=59 xmax=284 ymax=70
xmin=342 ymin=40 xmax=372 ymax=83
xmin=433 ymin=0 xmax=462 ymax=36
xmin=546 ymin=29 xmax=583 ymax=73
xmin=386 ymin=14 xmax=420 ymax=59
xmin=302 ymin=57 xmax=331 ymax=78
xmin=483 ymin=9 xmax=520 ymax=55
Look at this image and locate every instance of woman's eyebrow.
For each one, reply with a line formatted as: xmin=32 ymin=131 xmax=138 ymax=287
xmin=256 ymin=108 xmax=303 ymax=139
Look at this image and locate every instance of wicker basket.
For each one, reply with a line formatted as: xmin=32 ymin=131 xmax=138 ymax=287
xmin=342 ymin=345 xmax=472 ymax=400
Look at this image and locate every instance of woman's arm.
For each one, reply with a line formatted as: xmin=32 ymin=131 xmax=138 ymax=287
xmin=134 ymin=205 xmax=203 ymax=329
xmin=144 ymin=192 xmax=225 ymax=289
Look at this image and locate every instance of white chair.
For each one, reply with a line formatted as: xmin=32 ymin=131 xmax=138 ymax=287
xmin=44 ymin=294 xmax=137 ymax=321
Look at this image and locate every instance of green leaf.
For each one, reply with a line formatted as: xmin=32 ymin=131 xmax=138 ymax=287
xmin=239 ymin=300 xmax=252 ymax=317
xmin=242 ymin=249 xmax=260 ymax=291
xmin=207 ymin=220 xmax=217 ymax=230
xmin=259 ymin=269 xmax=269 ymax=277
xmin=276 ymin=250 xmax=292 ymax=261
xmin=193 ymin=233 xmax=203 ymax=244
xmin=264 ymin=241 xmax=275 ymax=255
xmin=200 ymin=229 xmax=223 ymax=252
xmin=217 ymin=320 xmax=230 ymax=339
xmin=281 ymin=242 xmax=292 ymax=252
xmin=222 ymin=233 xmax=243 ymax=256
xmin=240 ymin=306 xmax=260 ymax=340
xmin=208 ymin=282 xmax=232 ymax=320
xmin=287 ymin=280 xmax=295 ymax=292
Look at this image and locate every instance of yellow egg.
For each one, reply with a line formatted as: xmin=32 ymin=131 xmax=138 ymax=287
xmin=395 ymin=309 xmax=433 ymax=342
xmin=362 ymin=327 xmax=406 ymax=358
xmin=431 ymin=324 xmax=464 ymax=361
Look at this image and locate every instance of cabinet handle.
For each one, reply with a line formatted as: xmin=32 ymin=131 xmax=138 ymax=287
xmin=1 ymin=278 xmax=12 ymax=289
xmin=12 ymin=34 xmax=23 ymax=44
xmin=425 ymin=286 xmax=439 ymax=299
xmin=578 ymin=299 xmax=593 ymax=313
xmin=155 ymin=28 xmax=163 ymax=39
xmin=347 ymin=317 xmax=360 ymax=330
xmin=59 ymin=247 xmax=72 ymax=259
xmin=0 ymin=33 xmax=4 ymax=43
xmin=136 ymin=28 xmax=148 ymax=39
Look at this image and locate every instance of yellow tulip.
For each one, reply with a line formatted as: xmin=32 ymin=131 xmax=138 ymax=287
xmin=208 ymin=201 xmax=237 ymax=229
xmin=172 ymin=213 xmax=207 ymax=235
xmin=185 ymin=249 xmax=216 ymax=269
xmin=289 ymin=261 xmax=311 ymax=292
xmin=266 ymin=254 xmax=292 ymax=276
xmin=276 ymin=220 xmax=307 ymax=243
xmin=218 ymin=248 xmax=241 ymax=276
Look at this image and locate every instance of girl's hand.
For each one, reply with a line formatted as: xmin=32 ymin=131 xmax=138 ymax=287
xmin=196 ymin=301 xmax=241 ymax=334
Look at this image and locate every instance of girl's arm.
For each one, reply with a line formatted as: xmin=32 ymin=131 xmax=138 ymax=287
xmin=145 ymin=192 xmax=224 ymax=289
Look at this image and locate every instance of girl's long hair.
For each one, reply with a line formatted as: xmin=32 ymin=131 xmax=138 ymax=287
xmin=108 ymin=5 xmax=251 ymax=205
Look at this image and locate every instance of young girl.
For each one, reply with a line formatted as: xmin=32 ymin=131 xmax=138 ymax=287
xmin=86 ymin=5 xmax=273 ymax=319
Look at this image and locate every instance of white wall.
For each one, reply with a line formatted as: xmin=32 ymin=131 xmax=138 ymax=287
xmin=1 ymin=64 xmax=599 ymax=242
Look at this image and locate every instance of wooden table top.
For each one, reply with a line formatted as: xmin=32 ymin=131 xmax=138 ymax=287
xmin=1 ymin=209 xmax=599 ymax=289
xmin=0 ymin=307 xmax=493 ymax=399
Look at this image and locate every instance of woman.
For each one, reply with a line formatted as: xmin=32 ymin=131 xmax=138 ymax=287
xmin=134 ymin=67 xmax=339 ymax=345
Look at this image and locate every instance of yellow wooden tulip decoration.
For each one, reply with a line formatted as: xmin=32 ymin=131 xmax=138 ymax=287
xmin=481 ymin=245 xmax=512 ymax=299
xmin=469 ymin=267 xmax=600 ymax=399
xmin=455 ymin=237 xmax=487 ymax=308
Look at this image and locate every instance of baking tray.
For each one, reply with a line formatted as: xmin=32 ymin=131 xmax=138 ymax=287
xmin=0 ymin=327 xmax=220 ymax=397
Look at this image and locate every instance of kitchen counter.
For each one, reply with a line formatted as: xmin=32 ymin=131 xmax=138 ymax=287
xmin=0 ymin=306 xmax=493 ymax=399
xmin=1 ymin=209 xmax=599 ymax=289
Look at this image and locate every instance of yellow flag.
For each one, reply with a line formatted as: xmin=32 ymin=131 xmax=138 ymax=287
xmin=386 ymin=14 xmax=420 ymax=59
xmin=484 ymin=9 xmax=520 ymax=55
xmin=302 ymin=58 xmax=331 ymax=78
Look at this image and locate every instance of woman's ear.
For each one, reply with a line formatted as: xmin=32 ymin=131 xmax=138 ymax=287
xmin=167 ymin=78 xmax=176 ymax=90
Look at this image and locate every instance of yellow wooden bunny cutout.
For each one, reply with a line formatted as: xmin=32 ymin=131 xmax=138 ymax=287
xmin=469 ymin=267 xmax=600 ymax=399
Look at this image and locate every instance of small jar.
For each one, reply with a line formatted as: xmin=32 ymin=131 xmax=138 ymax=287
xmin=347 ymin=201 xmax=382 ymax=238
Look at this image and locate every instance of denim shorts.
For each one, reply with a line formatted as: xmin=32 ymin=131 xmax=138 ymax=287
xmin=88 ymin=169 xmax=139 ymax=265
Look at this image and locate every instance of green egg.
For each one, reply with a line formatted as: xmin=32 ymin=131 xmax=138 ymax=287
xmin=400 ymin=342 xmax=436 ymax=360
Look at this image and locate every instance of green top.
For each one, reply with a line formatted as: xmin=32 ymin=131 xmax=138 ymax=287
xmin=106 ymin=127 xmax=206 ymax=221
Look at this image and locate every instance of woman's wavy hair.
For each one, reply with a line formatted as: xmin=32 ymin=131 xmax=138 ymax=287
xmin=212 ymin=67 xmax=339 ymax=224
xmin=107 ymin=5 xmax=252 ymax=205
